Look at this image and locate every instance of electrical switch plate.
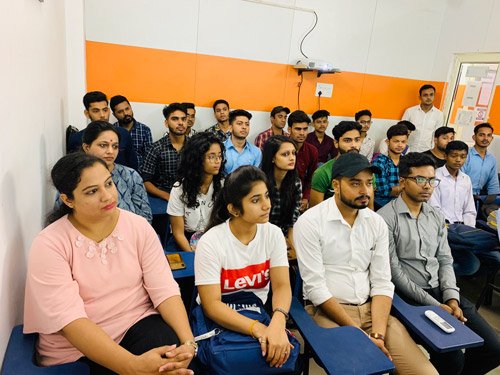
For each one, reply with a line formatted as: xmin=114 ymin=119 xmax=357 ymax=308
xmin=315 ymin=83 xmax=333 ymax=98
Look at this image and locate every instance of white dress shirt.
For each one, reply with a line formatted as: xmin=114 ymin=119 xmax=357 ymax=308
xmin=429 ymin=166 xmax=477 ymax=227
xmin=293 ymin=198 xmax=394 ymax=306
xmin=402 ymin=104 xmax=443 ymax=152
xmin=360 ymin=136 xmax=375 ymax=161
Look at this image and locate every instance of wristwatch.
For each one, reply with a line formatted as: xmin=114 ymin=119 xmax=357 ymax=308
xmin=183 ymin=340 xmax=198 ymax=357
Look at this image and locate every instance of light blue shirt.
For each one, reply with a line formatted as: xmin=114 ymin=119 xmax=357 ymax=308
xmin=223 ymin=137 xmax=262 ymax=174
xmin=462 ymin=147 xmax=500 ymax=195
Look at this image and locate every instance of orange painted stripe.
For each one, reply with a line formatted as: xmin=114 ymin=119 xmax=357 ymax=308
xmin=86 ymin=40 xmax=444 ymax=120
xmin=489 ymin=86 xmax=500 ymax=132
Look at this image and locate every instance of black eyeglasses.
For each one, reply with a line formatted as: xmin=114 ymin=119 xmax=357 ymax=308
xmin=405 ymin=176 xmax=440 ymax=187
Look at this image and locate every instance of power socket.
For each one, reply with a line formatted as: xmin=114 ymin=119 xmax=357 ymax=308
xmin=315 ymin=83 xmax=333 ymax=98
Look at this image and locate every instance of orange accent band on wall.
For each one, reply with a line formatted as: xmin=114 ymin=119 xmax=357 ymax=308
xmin=86 ymin=40 xmax=444 ymax=120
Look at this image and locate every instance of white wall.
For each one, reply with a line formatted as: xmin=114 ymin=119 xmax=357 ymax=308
xmin=0 ymin=0 xmax=70 ymax=365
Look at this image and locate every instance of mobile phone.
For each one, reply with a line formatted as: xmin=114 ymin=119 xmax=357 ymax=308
xmin=166 ymin=253 xmax=186 ymax=270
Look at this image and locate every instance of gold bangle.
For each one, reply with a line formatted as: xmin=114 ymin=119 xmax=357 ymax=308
xmin=249 ymin=319 xmax=259 ymax=338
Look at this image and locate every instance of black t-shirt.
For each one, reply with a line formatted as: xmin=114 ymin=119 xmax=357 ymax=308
xmin=423 ymin=150 xmax=446 ymax=168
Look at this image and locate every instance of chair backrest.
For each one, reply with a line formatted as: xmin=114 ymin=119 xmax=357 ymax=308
xmin=65 ymin=125 xmax=79 ymax=154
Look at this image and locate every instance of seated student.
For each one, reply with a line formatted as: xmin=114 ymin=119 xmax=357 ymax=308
xmin=167 ymin=133 xmax=225 ymax=251
xmin=378 ymin=120 xmax=415 ymax=156
xmin=261 ymin=135 xmax=302 ymax=256
xmin=288 ymin=110 xmax=318 ymax=211
xmin=206 ymin=99 xmax=231 ymax=141
xmin=182 ymin=102 xmax=197 ymax=137
xmin=254 ymin=106 xmax=290 ymax=150
xmin=110 ymin=95 xmax=153 ymax=171
xmin=68 ymin=91 xmax=138 ymax=171
xmin=429 ymin=140 xmax=500 ymax=275
xmin=423 ymin=126 xmax=455 ymax=168
xmin=378 ymin=153 xmax=500 ymax=375
xmin=195 ymin=166 xmax=295 ymax=371
xmin=356 ymin=109 xmax=375 ymax=161
xmin=81 ymin=121 xmax=152 ymax=223
xmin=142 ymin=103 xmax=187 ymax=202
xmin=463 ymin=122 xmax=500 ymax=196
xmin=309 ymin=121 xmax=362 ymax=207
xmin=305 ymin=109 xmax=337 ymax=163
xmin=373 ymin=123 xmax=409 ymax=207
xmin=294 ymin=153 xmax=437 ymax=375
xmin=224 ymin=109 xmax=262 ymax=174
xmin=24 ymin=153 xmax=196 ymax=374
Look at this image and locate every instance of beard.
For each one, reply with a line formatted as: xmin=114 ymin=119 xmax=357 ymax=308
xmin=339 ymin=190 xmax=370 ymax=209
xmin=119 ymin=115 xmax=134 ymax=125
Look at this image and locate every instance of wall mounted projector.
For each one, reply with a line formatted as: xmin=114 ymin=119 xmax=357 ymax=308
xmin=294 ymin=59 xmax=341 ymax=77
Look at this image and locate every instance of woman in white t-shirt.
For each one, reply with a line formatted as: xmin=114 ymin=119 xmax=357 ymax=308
xmin=195 ymin=165 xmax=293 ymax=370
xmin=167 ymin=133 xmax=225 ymax=251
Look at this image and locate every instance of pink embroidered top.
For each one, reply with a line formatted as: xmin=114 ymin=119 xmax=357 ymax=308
xmin=23 ymin=209 xmax=180 ymax=366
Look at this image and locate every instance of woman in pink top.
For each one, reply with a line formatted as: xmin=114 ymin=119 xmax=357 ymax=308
xmin=24 ymin=153 xmax=196 ymax=375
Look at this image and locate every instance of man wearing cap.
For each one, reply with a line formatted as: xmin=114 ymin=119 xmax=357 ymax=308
xmin=294 ymin=153 xmax=437 ymax=374
xmin=254 ymin=106 xmax=290 ymax=150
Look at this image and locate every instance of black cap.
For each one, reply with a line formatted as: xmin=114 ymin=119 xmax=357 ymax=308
xmin=270 ymin=106 xmax=291 ymax=117
xmin=331 ymin=153 xmax=380 ymax=179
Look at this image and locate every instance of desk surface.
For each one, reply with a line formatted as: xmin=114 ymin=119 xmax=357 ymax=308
xmin=290 ymin=298 xmax=394 ymax=375
xmin=166 ymin=251 xmax=195 ymax=279
xmin=392 ymin=294 xmax=484 ymax=353
xmin=148 ymin=195 xmax=168 ymax=215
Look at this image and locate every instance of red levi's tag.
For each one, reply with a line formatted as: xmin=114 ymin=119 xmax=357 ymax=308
xmin=220 ymin=259 xmax=271 ymax=293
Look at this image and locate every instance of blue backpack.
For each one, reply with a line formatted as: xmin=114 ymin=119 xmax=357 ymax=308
xmin=191 ymin=291 xmax=300 ymax=375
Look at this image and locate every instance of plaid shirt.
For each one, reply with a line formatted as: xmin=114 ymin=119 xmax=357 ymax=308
xmin=373 ymin=153 xmax=399 ymax=205
xmin=114 ymin=120 xmax=153 ymax=171
xmin=254 ymin=128 xmax=290 ymax=150
xmin=141 ymin=135 xmax=183 ymax=193
xmin=269 ymin=178 xmax=302 ymax=234
xmin=205 ymin=123 xmax=231 ymax=142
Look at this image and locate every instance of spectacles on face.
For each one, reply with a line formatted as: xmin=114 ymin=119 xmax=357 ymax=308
xmin=405 ymin=176 xmax=440 ymax=188
xmin=206 ymin=154 xmax=223 ymax=162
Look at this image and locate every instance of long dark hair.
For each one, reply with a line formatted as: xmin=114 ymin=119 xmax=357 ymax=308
xmin=206 ymin=166 xmax=269 ymax=231
xmin=45 ymin=153 xmax=108 ymax=226
xmin=174 ymin=132 xmax=225 ymax=209
xmin=261 ymin=135 xmax=300 ymax=229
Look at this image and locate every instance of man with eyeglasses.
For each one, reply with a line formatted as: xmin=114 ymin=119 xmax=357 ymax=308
xmin=378 ymin=152 xmax=500 ymax=375
xmin=355 ymin=109 xmax=375 ymax=161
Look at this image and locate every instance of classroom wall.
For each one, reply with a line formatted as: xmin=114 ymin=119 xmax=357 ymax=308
xmin=81 ymin=0 xmax=500 ymax=157
xmin=0 ymin=0 xmax=70 ymax=365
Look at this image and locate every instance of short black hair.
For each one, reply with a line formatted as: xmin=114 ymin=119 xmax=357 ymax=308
xmin=355 ymin=109 xmax=372 ymax=121
xmin=213 ymin=99 xmax=229 ymax=111
xmin=474 ymin=122 xmax=494 ymax=134
xmin=419 ymin=84 xmax=436 ymax=95
xmin=162 ymin=103 xmax=187 ymax=119
xmin=331 ymin=121 xmax=362 ymax=140
xmin=434 ymin=126 xmax=455 ymax=138
xmin=387 ymin=124 xmax=409 ymax=140
xmin=181 ymin=102 xmax=195 ymax=110
xmin=287 ymin=110 xmax=311 ymax=127
xmin=83 ymin=91 xmax=107 ymax=110
xmin=229 ymin=109 xmax=252 ymax=124
xmin=399 ymin=152 xmax=436 ymax=176
xmin=445 ymin=140 xmax=469 ymax=155
xmin=396 ymin=120 xmax=416 ymax=132
xmin=109 ymin=95 xmax=129 ymax=112
xmin=312 ymin=109 xmax=330 ymax=121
